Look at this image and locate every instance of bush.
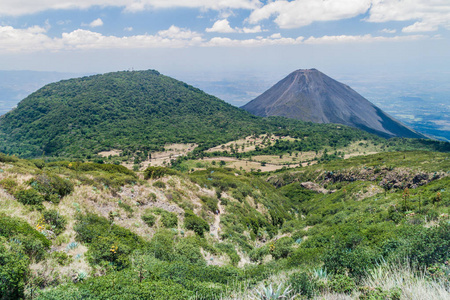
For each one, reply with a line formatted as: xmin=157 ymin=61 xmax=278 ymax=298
xmin=323 ymin=242 xmax=380 ymax=279
xmin=74 ymin=213 xmax=146 ymax=269
xmin=144 ymin=166 xmax=177 ymax=180
xmin=200 ymin=196 xmax=218 ymax=213
xmin=0 ymin=214 xmax=51 ymax=260
xmin=288 ymin=271 xmax=318 ymax=298
xmin=149 ymin=230 xmax=175 ymax=261
xmin=216 ymin=243 xmax=240 ymax=266
xmin=249 ymin=246 xmax=269 ymax=263
xmin=0 ymin=238 xmax=30 ymax=300
xmin=271 ymin=237 xmax=294 ymax=260
xmin=399 ymin=222 xmax=450 ymax=266
xmin=0 ymin=178 xmax=18 ymax=194
xmin=14 ymin=189 xmax=45 ymax=206
xmin=153 ymin=181 xmax=166 ymax=189
xmin=30 ymin=173 xmax=74 ymax=202
xmin=149 ymin=208 xmax=178 ymax=228
xmin=329 ymin=274 xmax=356 ymax=294
xmin=51 ymin=251 xmax=73 ymax=266
xmin=142 ymin=213 xmax=156 ymax=227
xmin=43 ymin=209 xmax=67 ymax=235
xmin=174 ymin=239 xmax=205 ymax=265
xmin=184 ymin=210 xmax=209 ymax=237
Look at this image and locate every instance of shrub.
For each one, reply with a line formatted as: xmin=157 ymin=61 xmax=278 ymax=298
xmin=149 ymin=230 xmax=175 ymax=261
xmin=0 ymin=214 xmax=51 ymax=260
xmin=174 ymin=239 xmax=205 ymax=265
xmin=30 ymin=159 xmax=45 ymax=169
xmin=74 ymin=213 xmax=146 ymax=269
xmin=153 ymin=181 xmax=166 ymax=189
xmin=142 ymin=213 xmax=156 ymax=227
xmin=144 ymin=166 xmax=177 ymax=180
xmin=329 ymin=274 xmax=356 ymax=294
xmin=14 ymin=189 xmax=45 ymax=206
xmin=200 ymin=195 xmax=218 ymax=213
xmin=400 ymin=222 xmax=450 ymax=266
xmin=0 ymin=178 xmax=18 ymax=194
xmin=271 ymin=237 xmax=294 ymax=260
xmin=149 ymin=208 xmax=178 ymax=228
xmin=51 ymin=251 xmax=73 ymax=266
xmin=118 ymin=201 xmax=134 ymax=214
xmin=0 ymin=238 xmax=30 ymax=300
xmin=30 ymin=173 xmax=74 ymax=202
xmin=323 ymin=241 xmax=380 ymax=279
xmin=43 ymin=209 xmax=67 ymax=235
xmin=184 ymin=210 xmax=209 ymax=237
xmin=288 ymin=271 xmax=318 ymax=298
xmin=249 ymin=246 xmax=269 ymax=263
xmin=216 ymin=243 xmax=240 ymax=266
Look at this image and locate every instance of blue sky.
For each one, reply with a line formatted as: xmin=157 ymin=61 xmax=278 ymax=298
xmin=0 ymin=0 xmax=449 ymax=84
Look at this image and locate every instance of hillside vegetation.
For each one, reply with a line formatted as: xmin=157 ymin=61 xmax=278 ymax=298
xmin=0 ymin=149 xmax=449 ymax=299
xmin=0 ymin=70 xmax=447 ymax=160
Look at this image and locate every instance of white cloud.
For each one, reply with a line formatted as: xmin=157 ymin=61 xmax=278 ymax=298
xmin=124 ymin=26 xmax=133 ymax=31
xmin=402 ymin=21 xmax=439 ymax=33
xmin=206 ymin=19 xmax=236 ymax=33
xmin=159 ymin=25 xmax=202 ymax=39
xmin=0 ymin=25 xmax=204 ymax=52
xmin=367 ymin=0 xmax=450 ymax=33
xmin=89 ymin=18 xmax=104 ymax=27
xmin=304 ymin=34 xmax=426 ymax=44
xmin=248 ymin=0 xmax=371 ymax=28
xmin=241 ymin=25 xmax=262 ymax=33
xmin=205 ymin=35 xmax=304 ymax=47
xmin=0 ymin=0 xmax=261 ymax=16
xmin=206 ymin=20 xmax=263 ymax=34
xmin=380 ymin=28 xmax=396 ymax=34
xmin=0 ymin=25 xmax=60 ymax=52
xmin=270 ymin=33 xmax=282 ymax=39
xmin=0 ymin=24 xmax=428 ymax=53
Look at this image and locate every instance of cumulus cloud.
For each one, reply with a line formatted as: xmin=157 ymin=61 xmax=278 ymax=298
xmin=205 ymin=35 xmax=304 ymax=47
xmin=0 ymin=23 xmax=429 ymax=53
xmin=206 ymin=19 xmax=236 ymax=33
xmin=0 ymin=0 xmax=261 ymax=16
xmin=380 ymin=28 xmax=396 ymax=34
xmin=241 ymin=25 xmax=262 ymax=33
xmin=0 ymin=25 xmax=204 ymax=52
xmin=246 ymin=0 xmax=450 ymax=32
xmin=206 ymin=20 xmax=264 ymax=34
xmin=248 ymin=0 xmax=371 ymax=28
xmin=89 ymin=18 xmax=104 ymax=27
xmin=304 ymin=34 xmax=426 ymax=44
xmin=367 ymin=0 xmax=450 ymax=33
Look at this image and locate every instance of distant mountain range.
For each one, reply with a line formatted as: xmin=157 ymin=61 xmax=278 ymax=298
xmin=242 ymin=69 xmax=426 ymax=139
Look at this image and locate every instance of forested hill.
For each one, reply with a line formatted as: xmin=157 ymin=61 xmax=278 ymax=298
xmin=0 ymin=70 xmax=447 ymax=159
xmin=0 ymin=70 xmax=266 ymax=157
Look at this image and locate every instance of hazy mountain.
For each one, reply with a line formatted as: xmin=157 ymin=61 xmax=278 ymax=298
xmin=242 ymin=69 xmax=426 ymax=139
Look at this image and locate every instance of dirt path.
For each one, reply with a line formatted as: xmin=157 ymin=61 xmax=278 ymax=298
xmin=210 ymin=202 xmax=223 ymax=239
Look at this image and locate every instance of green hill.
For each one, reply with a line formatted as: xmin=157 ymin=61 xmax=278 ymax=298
xmin=0 ymin=70 xmax=270 ymax=157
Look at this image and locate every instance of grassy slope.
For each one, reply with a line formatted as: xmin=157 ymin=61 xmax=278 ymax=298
xmin=0 ymin=150 xmax=449 ymax=299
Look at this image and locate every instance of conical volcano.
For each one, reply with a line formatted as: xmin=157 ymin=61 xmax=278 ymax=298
xmin=242 ymin=69 xmax=425 ymax=139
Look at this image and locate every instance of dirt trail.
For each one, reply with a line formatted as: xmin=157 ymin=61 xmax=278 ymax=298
xmin=210 ymin=202 xmax=223 ymax=239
